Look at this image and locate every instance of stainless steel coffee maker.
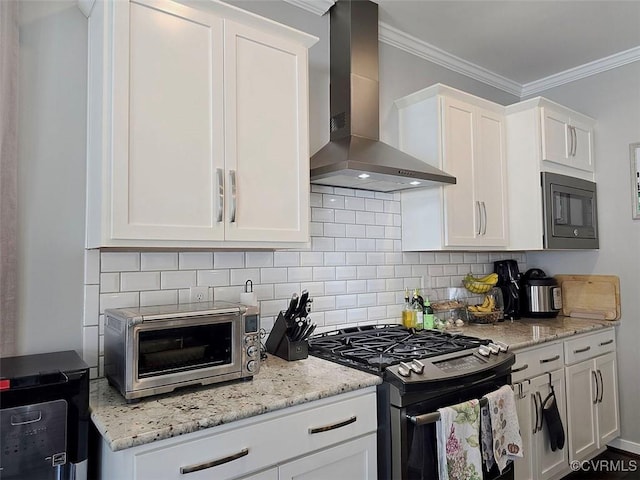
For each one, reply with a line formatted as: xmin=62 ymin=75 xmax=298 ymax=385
xmin=494 ymin=260 xmax=522 ymax=320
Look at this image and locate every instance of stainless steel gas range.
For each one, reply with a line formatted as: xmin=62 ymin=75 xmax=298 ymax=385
xmin=308 ymin=325 xmax=515 ymax=480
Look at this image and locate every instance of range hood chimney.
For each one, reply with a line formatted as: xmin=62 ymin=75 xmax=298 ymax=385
xmin=310 ymin=0 xmax=456 ymax=192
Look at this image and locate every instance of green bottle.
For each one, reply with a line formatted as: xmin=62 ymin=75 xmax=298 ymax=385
xmin=424 ymin=297 xmax=435 ymax=329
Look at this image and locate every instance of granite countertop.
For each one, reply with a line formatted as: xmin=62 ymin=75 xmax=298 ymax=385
xmin=90 ymin=354 xmax=382 ymax=452
xmin=456 ymin=315 xmax=619 ymax=350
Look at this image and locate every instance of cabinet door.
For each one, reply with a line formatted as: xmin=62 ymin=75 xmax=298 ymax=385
xmin=441 ymin=97 xmax=478 ymax=246
xmin=595 ymin=352 xmax=620 ymax=446
xmin=565 ymin=360 xmax=598 ymax=462
xmin=541 ymin=107 xmax=570 ymax=164
xmin=111 ymin=0 xmax=225 ymax=241
xmin=513 ymin=380 xmax=534 ymax=480
xmin=532 ymin=370 xmax=569 ymax=480
xmin=224 ymin=20 xmax=310 ymax=243
xmin=570 ymin=119 xmax=594 ymax=172
xmin=474 ymin=109 xmax=508 ymax=246
xmin=278 ymin=434 xmax=377 ymax=480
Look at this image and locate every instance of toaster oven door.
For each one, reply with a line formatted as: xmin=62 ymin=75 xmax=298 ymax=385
xmin=129 ymin=313 xmax=243 ymax=393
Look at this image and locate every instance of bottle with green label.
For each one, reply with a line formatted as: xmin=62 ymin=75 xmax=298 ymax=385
xmin=423 ymin=297 xmax=435 ymax=329
xmin=413 ymin=289 xmax=424 ymax=330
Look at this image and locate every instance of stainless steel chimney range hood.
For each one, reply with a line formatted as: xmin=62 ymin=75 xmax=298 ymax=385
xmin=310 ymin=0 xmax=456 ymax=192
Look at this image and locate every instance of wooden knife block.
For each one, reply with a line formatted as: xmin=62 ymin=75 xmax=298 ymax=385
xmin=265 ymin=311 xmax=308 ymax=361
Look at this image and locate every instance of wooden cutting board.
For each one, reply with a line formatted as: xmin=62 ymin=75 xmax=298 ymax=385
xmin=554 ymin=275 xmax=621 ymax=320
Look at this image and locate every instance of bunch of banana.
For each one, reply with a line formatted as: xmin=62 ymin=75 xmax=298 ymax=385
xmin=462 ymin=272 xmax=498 ymax=294
xmin=468 ymin=294 xmax=496 ymax=313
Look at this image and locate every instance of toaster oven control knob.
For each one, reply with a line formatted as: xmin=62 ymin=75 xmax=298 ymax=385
xmin=247 ymin=360 xmax=257 ymax=373
xmin=574 ymin=229 xmax=579 ymax=237
xmin=245 ymin=336 xmax=253 ymax=345
xmin=247 ymin=345 xmax=258 ymax=357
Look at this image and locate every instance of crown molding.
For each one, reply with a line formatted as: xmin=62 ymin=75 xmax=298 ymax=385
xmin=521 ymin=45 xmax=640 ymax=97
xmin=282 ymin=0 xmax=334 ymax=16
xmin=378 ymin=22 xmax=522 ymax=97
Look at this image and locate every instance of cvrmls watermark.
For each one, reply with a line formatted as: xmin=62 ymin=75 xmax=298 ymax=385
xmin=570 ymin=459 xmax=638 ymax=473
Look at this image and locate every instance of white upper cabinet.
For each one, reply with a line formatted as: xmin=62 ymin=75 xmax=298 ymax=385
xmin=541 ymin=105 xmax=595 ymax=173
xmin=396 ymin=84 xmax=508 ymax=251
xmin=85 ymin=0 xmax=317 ymax=248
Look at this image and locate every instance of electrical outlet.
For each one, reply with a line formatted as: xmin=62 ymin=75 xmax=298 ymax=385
xmin=189 ymin=286 xmax=209 ymax=303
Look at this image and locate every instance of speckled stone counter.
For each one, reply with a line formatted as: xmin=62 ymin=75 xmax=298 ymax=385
xmin=457 ymin=315 xmax=619 ymax=350
xmin=90 ymin=354 xmax=381 ymax=452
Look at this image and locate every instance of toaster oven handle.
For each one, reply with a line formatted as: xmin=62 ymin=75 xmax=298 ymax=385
xmin=180 ymin=448 xmax=249 ymax=474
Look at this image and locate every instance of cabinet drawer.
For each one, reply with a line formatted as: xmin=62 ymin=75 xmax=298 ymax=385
xmin=134 ymin=392 xmax=377 ymax=480
xmin=512 ymin=343 xmax=563 ymax=382
xmin=565 ymin=329 xmax=615 ymax=365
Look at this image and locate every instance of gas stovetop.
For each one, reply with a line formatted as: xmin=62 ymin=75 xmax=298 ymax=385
xmin=308 ymin=325 xmax=491 ymax=374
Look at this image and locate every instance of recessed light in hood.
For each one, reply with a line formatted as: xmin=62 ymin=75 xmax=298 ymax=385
xmin=310 ymin=0 xmax=456 ymax=192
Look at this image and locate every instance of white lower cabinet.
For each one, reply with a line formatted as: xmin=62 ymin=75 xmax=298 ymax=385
xmin=98 ymin=389 xmax=377 ymax=480
xmin=512 ymin=344 xmax=568 ymax=480
xmin=564 ymin=330 xmax=619 ymax=463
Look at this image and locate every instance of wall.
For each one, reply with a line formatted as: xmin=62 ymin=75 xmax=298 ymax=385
xmin=17 ymin=1 xmax=87 ymax=354
xmin=83 ymin=186 xmax=525 ymax=377
xmin=526 ymin=60 xmax=640 ymax=452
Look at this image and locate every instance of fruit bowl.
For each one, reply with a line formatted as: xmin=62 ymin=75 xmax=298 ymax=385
xmin=462 ymin=273 xmax=498 ymax=294
xmin=466 ymin=288 xmax=504 ymax=324
xmin=467 ymin=309 xmax=503 ymax=324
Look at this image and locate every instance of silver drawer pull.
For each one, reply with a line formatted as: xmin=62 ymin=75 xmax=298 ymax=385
xmin=574 ymin=346 xmax=591 ymax=354
xmin=309 ymin=416 xmax=357 ymax=434
xmin=512 ymin=364 xmax=529 ymax=373
xmin=599 ymin=339 xmax=614 ymax=346
xmin=540 ymin=355 xmax=560 ymax=364
xmin=180 ymin=448 xmax=249 ymax=474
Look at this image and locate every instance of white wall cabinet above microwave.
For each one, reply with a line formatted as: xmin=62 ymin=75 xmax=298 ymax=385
xmin=396 ymin=84 xmax=509 ymax=251
xmin=83 ymin=0 xmax=317 ymax=248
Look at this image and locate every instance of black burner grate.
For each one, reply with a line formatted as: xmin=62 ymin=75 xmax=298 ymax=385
xmin=308 ymin=324 xmax=490 ymax=374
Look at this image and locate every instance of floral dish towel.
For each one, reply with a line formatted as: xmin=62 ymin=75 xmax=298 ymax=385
xmin=436 ymin=399 xmax=483 ymax=480
xmin=486 ymin=385 xmax=523 ymax=473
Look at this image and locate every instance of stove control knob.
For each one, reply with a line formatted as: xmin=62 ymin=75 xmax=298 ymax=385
xmin=398 ymin=362 xmax=412 ymax=378
xmin=478 ymin=345 xmax=491 ymax=357
xmin=409 ymin=359 xmax=425 ymax=374
xmin=487 ymin=343 xmax=500 ymax=355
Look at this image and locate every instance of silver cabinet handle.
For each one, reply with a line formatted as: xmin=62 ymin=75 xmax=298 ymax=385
xmin=216 ymin=168 xmax=224 ymax=223
xmin=536 ymin=391 xmax=544 ymax=432
xmin=309 ymin=415 xmax=357 ymax=434
xmin=592 ymin=370 xmax=599 ymax=405
xmin=540 ymin=354 xmax=560 ymax=364
xmin=180 ymin=448 xmax=249 ymax=474
xmin=532 ymin=392 xmax=539 ymax=434
xmin=476 ymin=201 xmax=482 ymax=235
xmin=597 ymin=370 xmax=604 ymax=403
xmin=229 ymin=170 xmax=237 ymax=223
xmin=481 ymin=201 xmax=487 ymax=235
xmin=512 ymin=363 xmax=529 ymax=373
xmin=599 ymin=339 xmax=614 ymax=347
xmin=574 ymin=346 xmax=591 ymax=354
xmin=568 ymin=125 xmax=575 ymax=157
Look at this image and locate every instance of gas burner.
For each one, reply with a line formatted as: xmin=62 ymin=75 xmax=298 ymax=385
xmin=308 ymin=324 xmax=492 ymax=375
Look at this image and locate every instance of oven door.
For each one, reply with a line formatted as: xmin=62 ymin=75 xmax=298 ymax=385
xmin=542 ymin=172 xmax=598 ymax=249
xmin=128 ymin=313 xmax=243 ymax=394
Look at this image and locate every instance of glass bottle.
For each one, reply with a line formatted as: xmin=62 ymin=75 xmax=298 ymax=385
xmin=402 ymin=288 xmax=416 ymax=328
xmin=413 ymin=289 xmax=424 ymax=330
xmin=423 ymin=297 xmax=435 ymax=329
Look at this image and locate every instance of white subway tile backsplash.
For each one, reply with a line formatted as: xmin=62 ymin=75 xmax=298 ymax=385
xmin=86 ymin=190 xmax=527 ymax=375
xmin=101 ymin=252 xmax=140 ymax=272
xmin=100 ymin=273 xmax=119 ymax=293
xmin=140 ymin=289 xmax=179 ymax=307
xmin=214 ymin=252 xmax=245 ymax=269
xmin=313 ymin=266 xmax=336 ymax=281
xmin=334 ymin=209 xmax=356 ymax=224
xmin=179 ymin=252 xmax=213 ymax=270
xmin=344 ymin=196 xmax=365 ymax=211
xmin=198 ymin=269 xmax=230 ymax=287
xmin=245 ymin=252 xmax=274 ymax=268
xmin=141 ymin=252 xmax=178 ymax=271
xmin=230 ymin=268 xmax=261 ymax=286
xmin=121 ymin=272 xmax=160 ymax=292
xmin=323 ymin=194 xmax=345 ymax=209
xmin=100 ymin=292 xmax=139 ymax=313
xmin=161 ymin=271 xmax=196 ymax=289
xmin=82 ymin=326 xmax=99 ymax=369
xmin=260 ymin=268 xmax=288 ymax=284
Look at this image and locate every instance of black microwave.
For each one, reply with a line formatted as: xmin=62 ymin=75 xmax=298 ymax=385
xmin=541 ymin=172 xmax=598 ymax=249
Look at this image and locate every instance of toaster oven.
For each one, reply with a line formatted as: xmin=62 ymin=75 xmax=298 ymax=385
xmin=104 ymin=302 xmax=260 ymax=401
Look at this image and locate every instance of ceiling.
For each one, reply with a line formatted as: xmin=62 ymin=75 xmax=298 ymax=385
xmin=375 ymin=0 xmax=640 ymax=93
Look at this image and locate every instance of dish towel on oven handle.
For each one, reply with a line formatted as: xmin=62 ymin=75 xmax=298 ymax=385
xmin=436 ymin=399 xmax=483 ymax=480
xmin=485 ymin=385 xmax=523 ymax=473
